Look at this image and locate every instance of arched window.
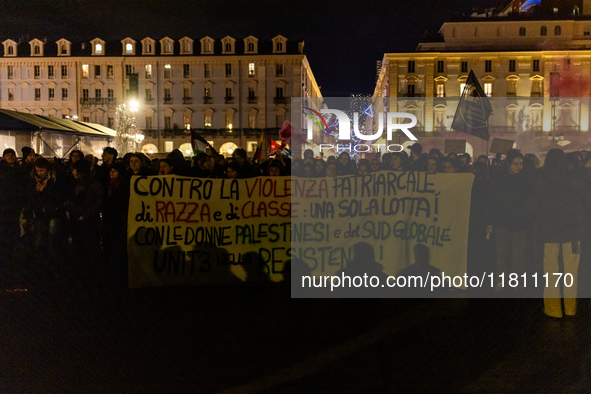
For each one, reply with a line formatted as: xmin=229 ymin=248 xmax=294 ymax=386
xmin=61 ymin=45 xmax=66 ymax=54
xmin=276 ymin=42 xmax=283 ymax=52
xmin=165 ymin=42 xmax=171 ymax=53
xmin=147 ymin=43 xmax=152 ymax=52
xmin=8 ymin=46 xmax=14 ymax=55
xmin=95 ymin=43 xmax=102 ymax=54
xmin=205 ymin=42 xmax=211 ymax=52
xmin=248 ymin=42 xmax=254 ymax=51
xmin=555 ymin=26 xmax=561 ymax=35
xmin=34 ymin=45 xmax=40 ymax=54
xmin=541 ymin=26 xmax=547 ymax=36
xmin=225 ymin=42 xmax=232 ymax=52
xmin=184 ymin=42 xmax=190 ymax=52
xmin=220 ymin=142 xmax=238 ymax=157
xmin=126 ymin=43 xmax=133 ymax=53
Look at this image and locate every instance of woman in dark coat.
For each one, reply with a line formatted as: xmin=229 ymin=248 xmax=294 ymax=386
xmin=488 ymin=150 xmax=534 ymax=290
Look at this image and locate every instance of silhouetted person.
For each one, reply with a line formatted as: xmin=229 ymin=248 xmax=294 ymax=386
xmin=397 ymin=244 xmax=442 ymax=297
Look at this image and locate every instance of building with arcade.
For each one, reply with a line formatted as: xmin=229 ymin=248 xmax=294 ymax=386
xmin=374 ymin=0 xmax=591 ymax=157
xmin=0 ymin=34 xmax=322 ymax=157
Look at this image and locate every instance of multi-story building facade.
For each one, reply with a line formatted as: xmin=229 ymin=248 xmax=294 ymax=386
xmin=374 ymin=0 xmax=591 ymax=157
xmin=0 ymin=34 xmax=322 ymax=157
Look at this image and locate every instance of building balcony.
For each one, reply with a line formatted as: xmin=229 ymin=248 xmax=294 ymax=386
xmin=164 ymin=97 xmax=173 ymax=104
xmin=273 ymin=97 xmax=286 ymax=104
xmin=247 ymin=96 xmax=257 ymax=104
xmin=79 ymin=98 xmax=117 ymax=106
xmin=225 ymin=96 xmax=234 ymax=104
xmin=183 ymin=97 xmax=193 ymax=104
xmin=145 ymin=98 xmax=154 ymax=105
xmin=203 ymin=96 xmax=213 ymax=104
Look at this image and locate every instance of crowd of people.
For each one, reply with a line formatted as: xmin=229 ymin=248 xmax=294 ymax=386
xmin=0 ymin=142 xmax=590 ymax=318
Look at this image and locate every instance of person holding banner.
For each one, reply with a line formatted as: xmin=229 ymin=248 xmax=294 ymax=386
xmin=232 ymin=148 xmax=256 ymax=178
xmin=390 ymin=152 xmax=408 ymax=172
xmin=127 ymin=153 xmax=153 ymax=177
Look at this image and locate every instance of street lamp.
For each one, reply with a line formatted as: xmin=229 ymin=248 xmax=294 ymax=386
xmin=128 ymin=100 xmax=139 ymax=113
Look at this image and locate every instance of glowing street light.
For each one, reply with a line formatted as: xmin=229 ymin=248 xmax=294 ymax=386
xmin=128 ymin=100 xmax=139 ymax=112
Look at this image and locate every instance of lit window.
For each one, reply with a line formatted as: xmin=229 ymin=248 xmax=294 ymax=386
xmin=248 ymin=63 xmax=255 ymax=76
xmin=126 ymin=43 xmax=133 ymax=53
xmin=164 ymin=64 xmax=171 ymax=78
xmin=82 ymin=64 xmax=89 ymax=78
xmin=95 ymin=43 xmax=102 ymax=54
xmin=484 ymin=82 xmax=492 ymax=97
xmin=460 ymin=83 xmax=466 ymax=95
xmin=204 ymin=114 xmax=212 ymax=127
xmin=145 ymin=64 xmax=152 ymax=78
xmin=436 ymin=84 xmax=444 ymax=97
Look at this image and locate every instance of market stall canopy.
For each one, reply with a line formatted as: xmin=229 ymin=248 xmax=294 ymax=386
xmin=76 ymin=121 xmax=117 ymax=137
xmin=0 ymin=109 xmax=72 ymax=132
xmin=0 ymin=109 xmax=116 ymax=136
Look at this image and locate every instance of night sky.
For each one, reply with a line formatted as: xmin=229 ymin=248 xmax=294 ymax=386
xmin=0 ymin=0 xmax=497 ymax=96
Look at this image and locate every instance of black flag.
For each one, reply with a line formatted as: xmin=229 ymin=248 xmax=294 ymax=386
xmin=451 ymin=70 xmax=493 ymax=141
xmin=190 ymin=129 xmax=219 ymax=157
